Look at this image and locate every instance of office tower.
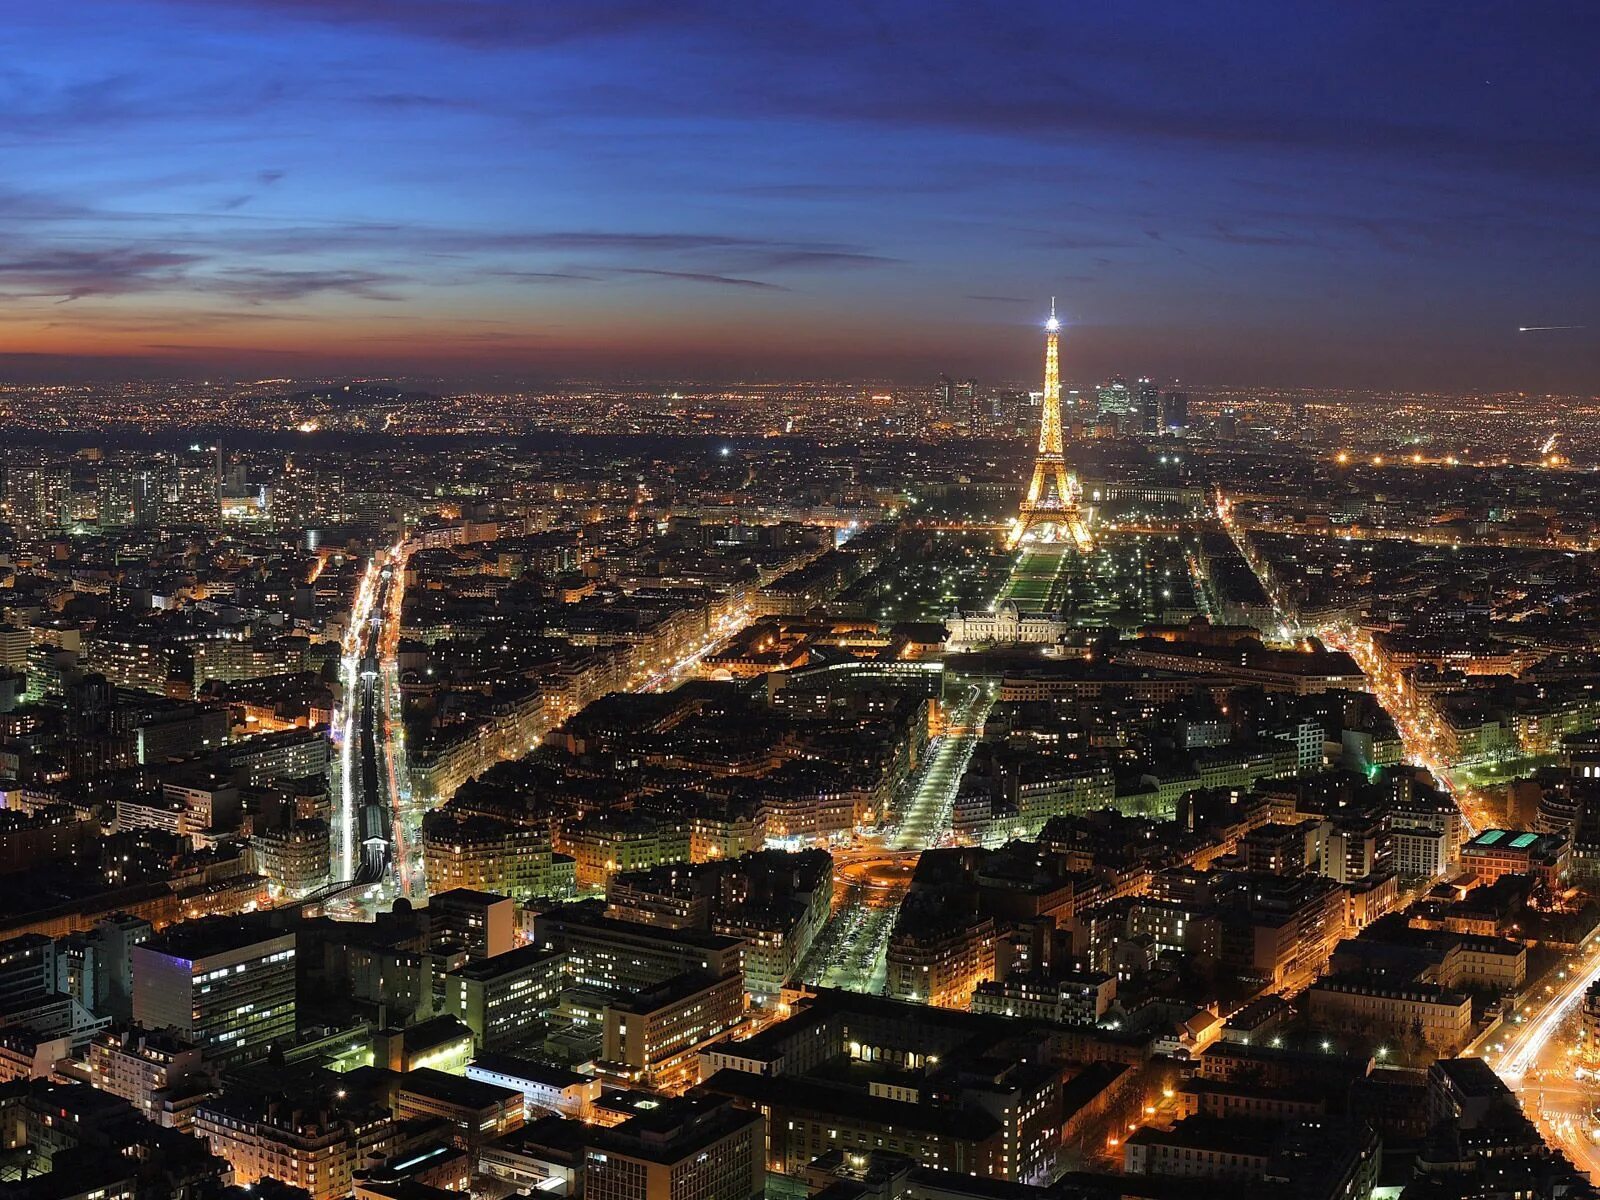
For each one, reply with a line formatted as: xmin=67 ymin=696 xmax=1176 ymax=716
xmin=1095 ymin=374 xmax=1133 ymax=417
xmin=957 ymin=377 xmax=979 ymax=426
xmin=1161 ymin=389 xmax=1190 ymax=433
xmin=1290 ymin=397 xmax=1311 ymax=442
xmin=1138 ymin=377 xmax=1160 ymax=434
xmin=938 ymin=374 xmax=954 ymax=421
xmin=585 ymin=1096 xmax=764 ymax=1200
xmin=599 ymin=971 xmax=744 ymax=1089
xmin=131 ymin=463 xmax=165 ymax=526
xmin=132 ymin=917 xmax=295 ymax=1064
xmin=443 ymin=943 xmax=565 ymax=1050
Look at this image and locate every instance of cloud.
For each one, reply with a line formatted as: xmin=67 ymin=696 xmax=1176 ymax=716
xmin=731 ymin=249 xmax=899 ymax=271
xmin=149 ymin=0 xmax=685 ymax=48
xmin=363 ymin=91 xmax=504 ymax=115
xmin=612 ymin=268 xmax=785 ymax=291
xmin=141 ymin=341 xmax=300 ymax=355
xmin=0 ymin=186 xmax=95 ymax=221
xmin=1044 ymin=233 xmax=1145 ymax=250
xmin=1204 ymin=223 xmax=1324 ymax=249
xmin=490 ymin=270 xmax=600 ymax=284
xmin=204 ymin=267 xmax=407 ymax=302
xmin=0 ymin=247 xmax=199 ymax=301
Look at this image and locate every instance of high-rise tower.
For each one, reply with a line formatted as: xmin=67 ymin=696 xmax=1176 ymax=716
xmin=1008 ymin=302 xmax=1089 ymax=549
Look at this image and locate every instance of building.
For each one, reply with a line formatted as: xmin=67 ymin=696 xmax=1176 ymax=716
xmin=699 ymin=990 xmax=1065 ymax=1184
xmin=171 ymin=444 xmax=221 ymax=528
xmin=601 ymin=971 xmax=745 ymax=1090
xmin=194 ymin=1090 xmax=393 ymax=1200
xmin=1390 ymin=825 xmax=1450 ymax=881
xmin=0 ymin=932 xmax=111 ymax=1047
xmin=885 ymin=911 xmax=997 ymax=1010
xmin=606 ymin=850 xmax=833 ymax=1001
xmin=429 ymin=887 xmax=515 ymax=959
xmin=533 ymin=900 xmax=746 ymax=993
xmin=371 ymin=1014 xmax=476 ymax=1074
xmin=222 ymin=727 xmax=332 ymax=786
xmin=466 ymin=1052 xmax=602 ymax=1119
xmin=557 ymin=812 xmax=693 ymax=888
xmin=1123 ymin=1115 xmax=1274 ymax=1180
xmin=1580 ymin=980 xmax=1600 ymax=1065
xmin=1161 ymin=389 xmax=1189 ymax=432
xmin=83 ymin=1026 xmax=208 ymax=1129
xmin=478 ymin=1115 xmax=590 ymax=1196
xmin=132 ymin=917 xmax=296 ymax=1064
xmin=945 ymin=602 xmax=1072 ymax=647
xmin=353 ymin=1142 xmax=472 ymax=1199
xmin=1113 ymin=639 xmax=1366 ymax=695
xmin=970 ymin=970 xmax=1115 ymax=1026
xmin=1305 ymin=977 xmax=1472 ymax=1057
xmin=0 ymin=1030 xmax=71 ymax=1083
xmin=394 ymin=1067 xmax=524 ymax=1149
xmin=253 ymin=819 xmax=331 ymax=899
xmin=443 ymin=943 xmax=565 ymax=1049
xmin=1460 ymin=828 xmax=1569 ymax=888
xmin=584 ymin=1096 xmax=763 ymax=1200
xmin=422 ymin=812 xmax=572 ymax=900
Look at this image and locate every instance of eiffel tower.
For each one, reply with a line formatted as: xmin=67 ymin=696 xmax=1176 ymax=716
xmin=1008 ymin=301 xmax=1090 ymax=549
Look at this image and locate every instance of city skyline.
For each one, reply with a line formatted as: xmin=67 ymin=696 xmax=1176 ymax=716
xmin=4 ymin=2 xmax=1597 ymax=392
xmin=5 ymin=8 xmax=1600 ymax=1200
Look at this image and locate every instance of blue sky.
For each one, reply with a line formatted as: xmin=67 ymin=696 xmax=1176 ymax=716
xmin=3 ymin=1 xmax=1597 ymax=389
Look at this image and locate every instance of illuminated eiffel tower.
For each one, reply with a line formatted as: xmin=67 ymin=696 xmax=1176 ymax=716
xmin=1007 ymin=301 xmax=1090 ymax=549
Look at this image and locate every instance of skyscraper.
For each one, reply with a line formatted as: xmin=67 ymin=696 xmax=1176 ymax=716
xmin=957 ymin=377 xmax=979 ymax=426
xmin=170 ymin=444 xmax=221 ymax=529
xmin=1161 ymin=390 xmax=1189 ymax=433
xmin=939 ymin=376 xmax=980 ymax=425
xmin=1096 ymin=375 xmax=1133 ymax=418
xmin=3 ymin=463 xmax=71 ymax=537
xmin=1138 ymin=377 xmax=1161 ymax=434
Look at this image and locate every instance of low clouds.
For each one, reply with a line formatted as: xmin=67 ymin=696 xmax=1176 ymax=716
xmin=206 ymin=267 xmax=407 ymax=303
xmin=0 ymin=175 xmax=899 ymax=308
xmin=0 ymin=247 xmax=199 ymax=301
xmin=612 ymin=268 xmax=785 ymax=290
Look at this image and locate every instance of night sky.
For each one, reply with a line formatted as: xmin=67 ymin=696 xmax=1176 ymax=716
xmin=4 ymin=2 xmax=1597 ymax=390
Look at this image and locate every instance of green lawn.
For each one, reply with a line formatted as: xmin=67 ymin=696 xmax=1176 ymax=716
xmin=998 ymin=545 xmax=1071 ymax=609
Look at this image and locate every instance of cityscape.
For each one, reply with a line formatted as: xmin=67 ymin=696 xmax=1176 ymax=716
xmin=2 ymin=6 xmax=1599 ymax=1200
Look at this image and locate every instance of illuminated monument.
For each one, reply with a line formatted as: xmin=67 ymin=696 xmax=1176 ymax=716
xmin=1008 ymin=301 xmax=1090 ymax=549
